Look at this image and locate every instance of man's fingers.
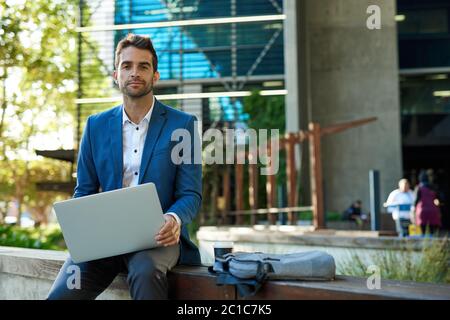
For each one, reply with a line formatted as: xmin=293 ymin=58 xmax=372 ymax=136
xmin=156 ymin=232 xmax=174 ymax=242
xmin=158 ymin=226 xmax=174 ymax=237
xmin=157 ymin=236 xmax=173 ymax=245
xmin=156 ymin=226 xmax=180 ymax=242
xmin=157 ymin=235 xmax=179 ymax=246
xmin=158 ymin=220 xmax=174 ymax=235
xmin=161 ymin=239 xmax=178 ymax=246
xmin=155 ymin=215 xmax=180 ymax=246
xmin=156 ymin=224 xmax=177 ymax=238
xmin=156 ymin=228 xmax=181 ymax=246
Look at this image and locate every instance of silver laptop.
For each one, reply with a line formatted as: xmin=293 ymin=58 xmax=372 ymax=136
xmin=53 ymin=182 xmax=165 ymax=263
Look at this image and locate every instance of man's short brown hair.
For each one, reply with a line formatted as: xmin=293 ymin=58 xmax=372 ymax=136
xmin=114 ymin=33 xmax=158 ymax=71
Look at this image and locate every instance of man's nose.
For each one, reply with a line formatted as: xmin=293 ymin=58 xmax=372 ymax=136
xmin=130 ymin=67 xmax=140 ymax=77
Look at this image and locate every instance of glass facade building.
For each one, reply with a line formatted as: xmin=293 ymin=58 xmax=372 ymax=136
xmin=76 ymin=0 xmax=450 ymax=165
xmin=113 ymin=0 xmax=284 ymax=80
xmin=397 ymin=0 xmax=450 ymax=228
xmin=74 ymin=0 xmax=449 ymax=227
xmin=397 ymin=0 xmax=450 ymax=173
xmin=77 ymin=0 xmax=285 ymax=136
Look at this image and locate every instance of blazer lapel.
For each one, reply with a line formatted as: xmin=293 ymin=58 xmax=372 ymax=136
xmin=109 ymin=106 xmax=124 ymax=189
xmin=138 ymin=99 xmax=167 ymax=184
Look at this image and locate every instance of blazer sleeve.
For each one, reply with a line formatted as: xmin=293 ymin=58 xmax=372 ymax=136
xmin=166 ymin=115 xmax=202 ymax=225
xmin=73 ymin=116 xmax=100 ymax=198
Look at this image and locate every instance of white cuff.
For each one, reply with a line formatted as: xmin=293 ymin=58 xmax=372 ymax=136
xmin=165 ymin=212 xmax=182 ymax=226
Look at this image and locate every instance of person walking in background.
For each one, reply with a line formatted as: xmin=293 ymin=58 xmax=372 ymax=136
xmin=384 ymin=179 xmax=414 ymax=237
xmin=412 ymin=170 xmax=442 ymax=236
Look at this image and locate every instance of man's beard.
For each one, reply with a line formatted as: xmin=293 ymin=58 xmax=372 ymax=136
xmin=121 ymin=80 xmax=154 ymax=98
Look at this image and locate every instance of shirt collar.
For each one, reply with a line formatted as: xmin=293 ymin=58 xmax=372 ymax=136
xmin=122 ymin=96 xmax=155 ymax=126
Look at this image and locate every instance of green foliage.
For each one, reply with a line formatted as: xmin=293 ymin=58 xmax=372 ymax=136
xmin=0 ymin=224 xmax=65 ymax=250
xmin=243 ymin=91 xmax=285 ymax=133
xmin=338 ymin=237 xmax=450 ymax=284
xmin=326 ymin=211 xmax=342 ymax=221
xmin=0 ymin=0 xmax=113 ymax=224
xmin=187 ymin=218 xmax=200 ymax=246
xmin=293 ymin=211 xmax=341 ymax=221
xmin=241 ymin=91 xmax=287 ymax=211
xmin=0 ymin=0 xmax=80 ymax=222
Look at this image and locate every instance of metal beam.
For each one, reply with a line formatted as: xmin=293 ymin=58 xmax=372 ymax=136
xmin=76 ymin=14 xmax=286 ymax=32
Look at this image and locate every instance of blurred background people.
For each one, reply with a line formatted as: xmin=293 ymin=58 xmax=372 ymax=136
xmin=384 ymin=179 xmax=414 ymax=237
xmin=412 ymin=170 xmax=442 ymax=235
xmin=342 ymin=200 xmax=368 ymax=227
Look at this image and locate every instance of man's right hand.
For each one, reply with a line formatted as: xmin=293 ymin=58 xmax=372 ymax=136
xmin=155 ymin=214 xmax=180 ymax=247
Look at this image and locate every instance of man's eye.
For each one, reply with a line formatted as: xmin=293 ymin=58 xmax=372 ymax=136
xmin=122 ymin=65 xmax=130 ymax=69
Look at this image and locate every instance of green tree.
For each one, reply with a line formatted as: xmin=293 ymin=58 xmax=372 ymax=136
xmin=243 ymin=91 xmax=285 ymax=133
xmin=243 ymin=91 xmax=286 ymax=211
xmin=0 ymin=0 xmax=111 ymax=224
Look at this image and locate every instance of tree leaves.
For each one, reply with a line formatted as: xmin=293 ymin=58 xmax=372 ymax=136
xmin=0 ymin=0 xmax=79 ymax=223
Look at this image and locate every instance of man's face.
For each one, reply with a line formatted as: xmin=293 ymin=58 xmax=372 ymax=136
xmin=399 ymin=180 xmax=410 ymax=192
xmin=113 ymin=46 xmax=160 ymax=98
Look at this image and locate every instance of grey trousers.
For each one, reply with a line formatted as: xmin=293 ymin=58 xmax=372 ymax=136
xmin=47 ymin=244 xmax=179 ymax=300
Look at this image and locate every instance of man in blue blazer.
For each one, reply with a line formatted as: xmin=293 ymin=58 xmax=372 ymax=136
xmin=47 ymin=34 xmax=202 ymax=300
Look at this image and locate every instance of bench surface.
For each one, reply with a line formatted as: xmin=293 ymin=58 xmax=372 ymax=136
xmin=0 ymin=246 xmax=449 ymax=300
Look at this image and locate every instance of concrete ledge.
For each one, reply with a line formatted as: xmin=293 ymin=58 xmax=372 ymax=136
xmin=0 ymin=246 xmax=234 ymax=300
xmin=197 ymin=226 xmax=442 ymax=251
xmin=1 ymin=246 xmax=449 ymax=300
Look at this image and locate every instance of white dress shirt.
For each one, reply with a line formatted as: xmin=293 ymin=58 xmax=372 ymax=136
xmin=122 ymin=97 xmax=181 ymax=225
xmin=385 ymin=189 xmax=414 ymax=220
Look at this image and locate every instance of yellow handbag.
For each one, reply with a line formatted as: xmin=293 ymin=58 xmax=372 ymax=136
xmin=409 ymin=224 xmax=422 ymax=236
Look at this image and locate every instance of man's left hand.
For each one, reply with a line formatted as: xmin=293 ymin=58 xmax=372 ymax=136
xmin=155 ymin=214 xmax=180 ymax=247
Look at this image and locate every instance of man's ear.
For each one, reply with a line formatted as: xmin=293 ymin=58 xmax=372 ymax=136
xmin=113 ymin=70 xmax=118 ymax=84
xmin=153 ymin=71 xmax=160 ymax=85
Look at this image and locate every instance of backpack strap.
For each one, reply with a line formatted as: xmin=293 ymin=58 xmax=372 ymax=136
xmin=217 ymin=273 xmax=262 ymax=297
xmin=208 ymin=259 xmax=274 ymax=297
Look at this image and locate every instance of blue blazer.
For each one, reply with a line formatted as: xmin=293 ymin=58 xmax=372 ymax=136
xmin=73 ymin=99 xmax=202 ymax=265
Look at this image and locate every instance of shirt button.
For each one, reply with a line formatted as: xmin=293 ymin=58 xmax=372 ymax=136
xmin=134 ymin=172 xmax=138 ymax=176
xmin=134 ymin=149 xmax=137 ymax=153
xmin=136 ymin=127 xmax=139 ymax=131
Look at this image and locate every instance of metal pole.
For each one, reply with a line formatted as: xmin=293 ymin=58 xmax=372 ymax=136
xmin=76 ymin=0 xmax=83 ymax=148
xmin=179 ymin=0 xmax=184 ymax=110
xmin=74 ymin=0 xmax=84 ymax=177
xmin=309 ymin=122 xmax=325 ymax=229
xmin=369 ymin=170 xmax=380 ymax=231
